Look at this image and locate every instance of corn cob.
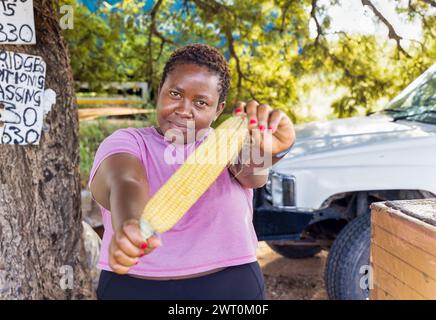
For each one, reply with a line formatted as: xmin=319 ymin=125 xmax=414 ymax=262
xmin=139 ymin=116 xmax=249 ymax=240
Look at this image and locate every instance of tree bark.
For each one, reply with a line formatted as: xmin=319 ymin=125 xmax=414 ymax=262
xmin=0 ymin=0 xmax=94 ymax=299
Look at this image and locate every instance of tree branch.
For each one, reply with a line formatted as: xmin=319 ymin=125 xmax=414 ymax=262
xmin=280 ymin=0 xmax=293 ymax=34
xmin=361 ymin=0 xmax=411 ymax=58
xmin=190 ymin=0 xmax=230 ymax=17
xmin=224 ymin=27 xmax=245 ymax=99
xmin=189 ymin=0 xmax=249 ymax=100
xmin=310 ymin=0 xmax=323 ymax=45
xmin=325 ymin=31 xmax=353 ymax=41
xmin=150 ymin=0 xmax=174 ymax=45
xmin=154 ymin=38 xmax=166 ymax=63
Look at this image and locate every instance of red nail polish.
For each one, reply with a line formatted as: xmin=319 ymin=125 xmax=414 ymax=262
xmin=140 ymin=242 xmax=148 ymax=249
xmin=139 ymin=253 xmax=145 ymax=257
xmin=259 ymin=125 xmax=265 ymax=132
xmin=235 ymin=108 xmax=242 ymax=113
xmin=249 ymin=119 xmax=257 ymax=125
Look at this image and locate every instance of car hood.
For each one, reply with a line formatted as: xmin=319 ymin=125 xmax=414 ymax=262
xmin=281 ymin=114 xmax=436 ymax=160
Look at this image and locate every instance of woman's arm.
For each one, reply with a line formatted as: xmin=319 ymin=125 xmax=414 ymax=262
xmin=228 ymin=153 xmax=288 ymax=189
xmin=90 ymin=153 xmax=161 ymax=274
xmin=228 ymin=100 xmax=296 ymax=189
xmin=90 ymin=153 xmax=149 ymax=231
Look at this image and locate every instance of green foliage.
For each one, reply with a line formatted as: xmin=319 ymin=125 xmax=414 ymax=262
xmin=64 ymin=0 xmax=435 ymax=121
xmin=62 ymin=0 xmax=123 ymax=90
xmin=79 ymin=118 xmax=153 ymax=187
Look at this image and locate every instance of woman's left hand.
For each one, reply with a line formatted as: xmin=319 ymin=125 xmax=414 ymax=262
xmin=233 ymin=100 xmax=295 ymax=157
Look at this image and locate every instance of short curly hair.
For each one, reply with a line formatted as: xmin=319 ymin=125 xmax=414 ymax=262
xmin=159 ymin=43 xmax=231 ymax=104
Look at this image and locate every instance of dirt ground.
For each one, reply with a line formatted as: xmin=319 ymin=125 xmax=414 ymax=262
xmin=256 ymin=241 xmax=328 ymax=300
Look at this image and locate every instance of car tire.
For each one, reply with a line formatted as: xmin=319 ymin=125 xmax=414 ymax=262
xmin=324 ymin=213 xmax=371 ymax=300
xmin=267 ymin=242 xmax=322 ymax=259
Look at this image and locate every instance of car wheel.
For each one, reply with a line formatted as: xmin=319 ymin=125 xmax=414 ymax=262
xmin=324 ymin=213 xmax=371 ymax=300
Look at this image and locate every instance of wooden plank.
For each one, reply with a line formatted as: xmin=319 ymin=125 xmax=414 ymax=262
xmin=77 ymin=98 xmax=144 ymax=105
xmin=78 ymin=108 xmax=154 ymax=121
xmin=372 ymin=225 xmax=436 ymax=280
xmin=372 ymin=203 xmax=436 ymax=236
xmin=372 ymin=205 xmax=436 ymax=258
xmin=371 ymin=243 xmax=436 ymax=299
xmin=372 ymin=264 xmax=426 ymax=300
xmin=385 ymin=199 xmax=436 ymax=227
xmin=371 ymin=285 xmax=396 ymax=300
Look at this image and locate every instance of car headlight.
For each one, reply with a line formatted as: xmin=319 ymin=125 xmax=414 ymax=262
xmin=269 ymin=171 xmax=296 ymax=207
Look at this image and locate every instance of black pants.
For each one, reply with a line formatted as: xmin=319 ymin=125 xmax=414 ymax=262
xmin=97 ymin=261 xmax=266 ymax=300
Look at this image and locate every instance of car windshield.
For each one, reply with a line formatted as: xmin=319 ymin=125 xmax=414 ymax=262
xmin=383 ymin=64 xmax=436 ymax=125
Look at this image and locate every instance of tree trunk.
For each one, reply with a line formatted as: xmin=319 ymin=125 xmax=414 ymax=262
xmin=0 ymin=0 xmax=94 ymax=299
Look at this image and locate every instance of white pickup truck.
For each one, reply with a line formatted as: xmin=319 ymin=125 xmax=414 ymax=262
xmin=253 ymin=64 xmax=436 ymax=300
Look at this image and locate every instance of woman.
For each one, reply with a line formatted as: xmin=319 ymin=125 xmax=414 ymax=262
xmin=89 ymin=44 xmax=295 ymax=300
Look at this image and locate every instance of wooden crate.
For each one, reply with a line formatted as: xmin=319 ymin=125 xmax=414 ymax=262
xmin=370 ymin=199 xmax=436 ymax=300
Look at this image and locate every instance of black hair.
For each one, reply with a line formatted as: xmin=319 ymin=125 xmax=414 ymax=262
xmin=159 ymin=43 xmax=231 ymax=104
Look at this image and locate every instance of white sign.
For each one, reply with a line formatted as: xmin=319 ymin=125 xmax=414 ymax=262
xmin=0 ymin=0 xmax=36 ymax=44
xmin=0 ymin=50 xmax=46 ymax=145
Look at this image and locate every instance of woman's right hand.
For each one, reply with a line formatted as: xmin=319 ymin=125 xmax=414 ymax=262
xmin=108 ymin=219 xmax=162 ymax=275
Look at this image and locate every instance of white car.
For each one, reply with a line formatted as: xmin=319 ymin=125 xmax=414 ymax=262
xmin=253 ymin=64 xmax=436 ymax=300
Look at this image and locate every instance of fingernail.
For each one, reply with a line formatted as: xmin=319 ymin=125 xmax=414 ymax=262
xmin=139 ymin=253 xmax=145 ymax=257
xmin=268 ymin=125 xmax=274 ymax=132
xmin=249 ymin=119 xmax=257 ymax=125
xmin=235 ymin=108 xmax=242 ymax=113
xmin=140 ymin=242 xmax=148 ymax=249
xmin=259 ymin=125 xmax=265 ymax=132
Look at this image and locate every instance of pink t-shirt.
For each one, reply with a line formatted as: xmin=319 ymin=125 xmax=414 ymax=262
xmin=88 ymin=126 xmax=259 ymax=277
